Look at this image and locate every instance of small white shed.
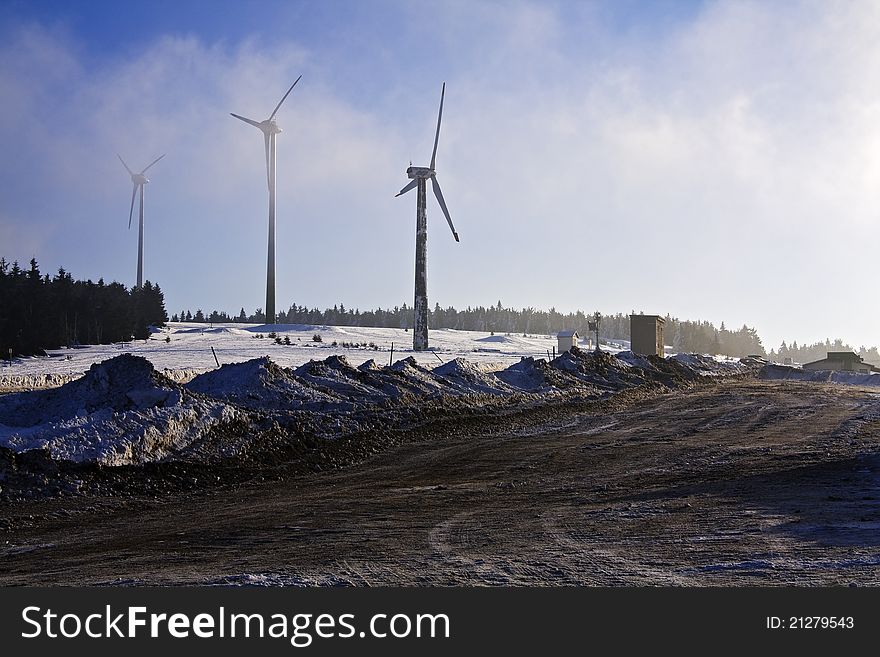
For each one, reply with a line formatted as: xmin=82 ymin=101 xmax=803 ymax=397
xmin=557 ymin=330 xmax=579 ymax=353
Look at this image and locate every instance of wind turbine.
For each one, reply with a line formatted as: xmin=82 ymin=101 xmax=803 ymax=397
xmin=395 ymin=82 xmax=459 ymax=351
xmin=231 ymin=74 xmax=302 ymax=325
xmin=118 ymin=153 xmax=165 ymax=289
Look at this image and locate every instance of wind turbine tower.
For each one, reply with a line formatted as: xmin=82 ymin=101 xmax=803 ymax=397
xmin=118 ymin=153 xmax=165 ymax=288
xmin=231 ymin=75 xmax=302 ymax=325
xmin=395 ymin=83 xmax=460 ymax=351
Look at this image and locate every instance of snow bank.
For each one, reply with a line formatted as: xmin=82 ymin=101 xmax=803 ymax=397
xmin=187 ymin=356 xmax=346 ymax=411
xmin=475 ymin=335 xmax=516 ymax=344
xmin=0 ymin=355 xmax=243 ymax=465
xmin=293 ymin=356 xmax=390 ymax=404
xmin=386 ymin=357 xmax=450 ymax=396
xmin=496 ymin=356 xmax=580 ymax=392
xmin=432 ymin=358 xmax=515 ymax=395
xmin=0 ymin=372 xmax=79 ymax=391
xmin=670 ymin=353 xmax=751 ymax=376
xmin=760 ymin=364 xmax=880 ymax=386
xmin=0 ymin=348 xmax=762 ymax=466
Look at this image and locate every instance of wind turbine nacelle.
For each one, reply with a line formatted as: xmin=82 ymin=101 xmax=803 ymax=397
xmin=262 ymin=120 xmax=283 ymax=134
xmin=133 ymin=174 xmax=149 ymax=185
xmin=406 ymin=166 xmax=434 ymax=179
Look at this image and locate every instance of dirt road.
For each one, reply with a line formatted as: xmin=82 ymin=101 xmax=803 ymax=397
xmin=2 ymin=379 xmax=879 ymax=585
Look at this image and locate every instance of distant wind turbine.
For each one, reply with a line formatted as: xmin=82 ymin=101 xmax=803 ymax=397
xmin=118 ymin=153 xmax=165 ymax=289
xmin=395 ymin=82 xmax=459 ymax=351
xmin=231 ymin=74 xmax=302 ymax=325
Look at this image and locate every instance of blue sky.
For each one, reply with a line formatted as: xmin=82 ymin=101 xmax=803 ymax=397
xmin=2 ymin=0 xmax=879 ymax=350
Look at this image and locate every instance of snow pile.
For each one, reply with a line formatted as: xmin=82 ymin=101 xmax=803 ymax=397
xmin=670 ymin=353 xmax=751 ymax=376
xmin=0 ymin=372 xmax=79 ymax=392
xmin=432 ymin=358 xmax=516 ymax=395
xmin=293 ymin=356 xmax=389 ymax=404
xmin=386 ymin=357 xmax=451 ymax=396
xmin=551 ymin=348 xmax=700 ymax=390
xmin=174 ymin=326 xmax=253 ymax=336
xmin=614 ymin=351 xmax=654 ymax=370
xmin=0 ymin=355 xmax=243 ymax=465
xmin=496 ymin=356 xmax=573 ymax=392
xmin=474 ymin=335 xmax=512 ymax=343
xmin=760 ymin=364 xmax=880 ymax=387
xmin=1 ymin=354 xmax=181 ymax=425
xmin=0 ymin=348 xmax=763 ymax=467
xmin=186 ymin=356 xmax=346 ymax=411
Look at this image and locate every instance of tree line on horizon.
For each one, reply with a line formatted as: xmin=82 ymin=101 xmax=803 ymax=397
xmin=171 ymin=301 xmax=770 ymax=358
xmin=769 ymin=340 xmax=880 ymax=367
xmin=2 ymin=260 xmax=872 ymax=362
xmin=0 ymin=258 xmax=167 ymax=358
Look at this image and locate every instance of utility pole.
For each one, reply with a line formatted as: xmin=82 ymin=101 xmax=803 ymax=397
xmin=589 ymin=312 xmax=601 ymax=352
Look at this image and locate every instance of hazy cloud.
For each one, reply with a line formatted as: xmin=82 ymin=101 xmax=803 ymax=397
xmin=1 ymin=0 xmax=879 ymax=348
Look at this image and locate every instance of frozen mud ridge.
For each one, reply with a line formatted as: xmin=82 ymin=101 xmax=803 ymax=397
xmin=0 ymin=347 xmax=753 ymax=466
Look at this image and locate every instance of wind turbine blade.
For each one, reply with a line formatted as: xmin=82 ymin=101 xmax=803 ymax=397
xmin=269 ymin=74 xmax=302 ymax=121
xmin=430 ymin=82 xmax=445 ymax=171
xmin=230 ymin=113 xmax=263 ymax=128
xmin=395 ymin=178 xmax=419 ymax=197
xmin=117 ymin=154 xmax=133 ymax=176
xmin=431 ymin=176 xmax=459 ymax=242
xmin=128 ymin=183 xmax=138 ymax=229
xmin=141 ymin=153 xmax=166 ymax=174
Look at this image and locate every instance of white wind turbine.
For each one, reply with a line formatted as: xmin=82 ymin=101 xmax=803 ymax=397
xmin=118 ymin=153 xmax=165 ymax=289
xmin=395 ymin=82 xmax=459 ymax=351
xmin=231 ymin=74 xmax=302 ymax=325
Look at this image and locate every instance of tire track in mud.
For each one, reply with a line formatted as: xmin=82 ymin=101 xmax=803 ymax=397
xmin=3 ymin=380 xmax=880 ymax=585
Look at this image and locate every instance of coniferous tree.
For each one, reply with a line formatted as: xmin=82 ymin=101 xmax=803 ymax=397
xmin=0 ymin=259 xmax=167 ymax=356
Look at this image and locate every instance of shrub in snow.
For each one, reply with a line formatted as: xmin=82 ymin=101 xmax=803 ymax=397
xmin=312 ymin=334 xmax=323 ymax=343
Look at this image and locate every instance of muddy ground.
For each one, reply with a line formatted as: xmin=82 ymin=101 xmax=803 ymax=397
xmin=1 ymin=379 xmax=879 ymax=585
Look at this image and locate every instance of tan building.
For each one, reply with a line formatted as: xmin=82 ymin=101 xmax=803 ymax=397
xmin=630 ymin=315 xmax=665 ymax=357
xmin=802 ymin=352 xmax=879 ymax=374
xmin=557 ymin=330 xmax=579 ymax=353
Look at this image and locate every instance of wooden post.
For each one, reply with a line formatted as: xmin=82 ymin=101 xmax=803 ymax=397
xmin=389 ymin=342 xmax=394 ymax=366
xmin=211 ymin=346 xmax=220 ymax=367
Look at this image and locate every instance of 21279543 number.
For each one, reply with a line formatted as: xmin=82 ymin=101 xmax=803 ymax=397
xmin=766 ymin=616 xmax=855 ymax=629
xmin=789 ymin=617 xmax=853 ymax=629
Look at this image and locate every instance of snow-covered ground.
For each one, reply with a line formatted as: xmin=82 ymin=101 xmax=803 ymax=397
xmin=761 ymin=363 xmax=880 ymax=386
xmin=1 ymin=322 xmax=624 ymax=388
